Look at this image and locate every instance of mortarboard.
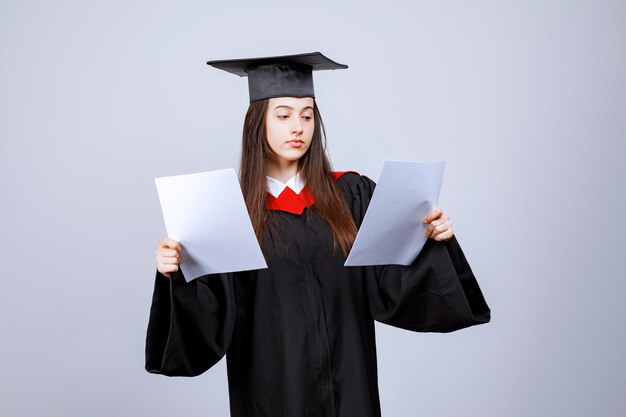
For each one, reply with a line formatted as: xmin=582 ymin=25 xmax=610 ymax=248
xmin=206 ymin=52 xmax=348 ymax=102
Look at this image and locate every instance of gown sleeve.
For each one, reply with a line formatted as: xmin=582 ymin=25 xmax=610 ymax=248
xmin=343 ymin=173 xmax=491 ymax=333
xmin=145 ymin=269 xmax=236 ymax=376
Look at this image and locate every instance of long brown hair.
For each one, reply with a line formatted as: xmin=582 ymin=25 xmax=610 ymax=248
xmin=239 ymin=98 xmax=357 ymax=257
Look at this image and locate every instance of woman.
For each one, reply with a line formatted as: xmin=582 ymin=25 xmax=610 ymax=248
xmin=146 ymin=52 xmax=490 ymax=417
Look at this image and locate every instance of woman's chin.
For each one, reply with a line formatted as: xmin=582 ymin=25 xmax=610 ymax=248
xmin=276 ymin=150 xmax=307 ymax=163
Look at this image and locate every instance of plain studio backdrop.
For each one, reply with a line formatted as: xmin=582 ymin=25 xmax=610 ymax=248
xmin=1 ymin=1 xmax=624 ymax=416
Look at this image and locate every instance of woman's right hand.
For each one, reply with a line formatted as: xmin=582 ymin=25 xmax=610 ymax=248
xmin=156 ymin=237 xmax=182 ymax=278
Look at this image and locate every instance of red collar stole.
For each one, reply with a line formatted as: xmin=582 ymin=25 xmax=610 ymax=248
xmin=266 ymin=171 xmax=354 ymax=215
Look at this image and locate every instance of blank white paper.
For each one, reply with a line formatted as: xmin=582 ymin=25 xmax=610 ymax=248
xmin=155 ymin=168 xmax=267 ymax=281
xmin=344 ymin=160 xmax=445 ymax=266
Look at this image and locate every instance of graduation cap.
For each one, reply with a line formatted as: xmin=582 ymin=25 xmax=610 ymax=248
xmin=206 ymin=52 xmax=348 ymax=102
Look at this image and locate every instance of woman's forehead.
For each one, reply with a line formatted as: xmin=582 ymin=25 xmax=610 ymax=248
xmin=269 ymin=96 xmax=314 ymax=110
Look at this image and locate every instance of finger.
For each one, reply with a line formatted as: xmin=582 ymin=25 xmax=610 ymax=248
xmin=156 ymin=249 xmax=179 ymax=258
xmin=157 ymin=255 xmax=181 ymax=266
xmin=161 ymin=237 xmax=181 ymax=251
xmin=429 ymin=223 xmax=446 ymax=238
xmin=434 ymin=228 xmax=454 ymax=241
xmin=160 ymin=263 xmax=178 ymax=272
xmin=424 ymin=216 xmax=448 ymax=237
xmin=159 ymin=264 xmax=179 ymax=274
xmin=430 ymin=216 xmax=448 ymax=228
xmin=427 ymin=220 xmax=452 ymax=239
xmin=423 ymin=207 xmax=443 ymax=224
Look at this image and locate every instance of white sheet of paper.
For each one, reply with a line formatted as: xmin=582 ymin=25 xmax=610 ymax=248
xmin=344 ymin=160 xmax=445 ymax=266
xmin=155 ymin=168 xmax=267 ymax=281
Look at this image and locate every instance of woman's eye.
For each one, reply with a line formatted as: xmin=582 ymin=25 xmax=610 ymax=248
xmin=302 ymin=116 xmax=312 ymax=121
xmin=278 ymin=115 xmax=289 ymax=120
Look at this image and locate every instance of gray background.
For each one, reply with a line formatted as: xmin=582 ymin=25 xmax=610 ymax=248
xmin=1 ymin=0 xmax=625 ymax=416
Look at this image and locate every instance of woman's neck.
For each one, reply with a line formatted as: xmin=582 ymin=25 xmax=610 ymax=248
xmin=267 ymin=160 xmax=299 ymax=183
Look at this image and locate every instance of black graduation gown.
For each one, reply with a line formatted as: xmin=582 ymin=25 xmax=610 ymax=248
xmin=145 ymin=172 xmax=490 ymax=417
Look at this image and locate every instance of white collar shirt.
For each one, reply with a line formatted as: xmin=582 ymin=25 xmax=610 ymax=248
xmin=266 ymin=172 xmax=306 ymax=198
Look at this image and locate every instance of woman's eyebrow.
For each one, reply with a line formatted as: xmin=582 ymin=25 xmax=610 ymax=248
xmin=273 ymin=105 xmax=314 ymax=111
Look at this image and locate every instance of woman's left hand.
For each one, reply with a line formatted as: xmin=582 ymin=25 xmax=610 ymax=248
xmin=423 ymin=207 xmax=454 ymax=241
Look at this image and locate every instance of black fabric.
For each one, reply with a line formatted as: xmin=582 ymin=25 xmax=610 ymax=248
xmin=145 ymin=172 xmax=491 ymax=417
xmin=247 ymin=64 xmax=314 ymax=102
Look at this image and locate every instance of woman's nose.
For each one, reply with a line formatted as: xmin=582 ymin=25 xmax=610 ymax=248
xmin=292 ymin=118 xmax=303 ymax=135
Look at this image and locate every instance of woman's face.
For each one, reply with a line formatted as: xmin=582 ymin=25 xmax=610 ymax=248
xmin=265 ymin=96 xmax=315 ymax=166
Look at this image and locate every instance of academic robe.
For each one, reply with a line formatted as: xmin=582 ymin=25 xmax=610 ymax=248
xmin=145 ymin=172 xmax=490 ymax=417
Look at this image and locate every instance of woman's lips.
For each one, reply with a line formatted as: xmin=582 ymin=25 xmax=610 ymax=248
xmin=288 ymin=140 xmax=304 ymax=148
